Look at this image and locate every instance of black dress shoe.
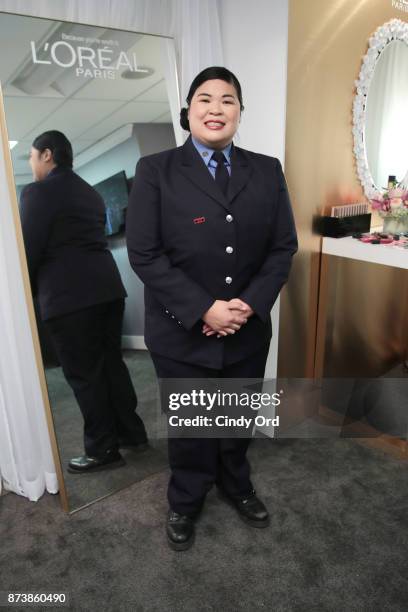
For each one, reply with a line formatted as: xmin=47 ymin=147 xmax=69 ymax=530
xmin=218 ymin=489 xmax=270 ymax=528
xmin=166 ymin=510 xmax=195 ymax=551
xmin=67 ymin=449 xmax=125 ymax=473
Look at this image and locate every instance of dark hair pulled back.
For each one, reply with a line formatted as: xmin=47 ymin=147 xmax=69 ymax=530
xmin=32 ymin=130 xmax=73 ymax=168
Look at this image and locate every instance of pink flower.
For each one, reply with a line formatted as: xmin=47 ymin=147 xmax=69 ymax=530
xmin=370 ymin=189 xmax=408 ymax=213
xmin=370 ymin=194 xmax=391 ymax=212
xmin=370 ymin=195 xmax=385 ymax=210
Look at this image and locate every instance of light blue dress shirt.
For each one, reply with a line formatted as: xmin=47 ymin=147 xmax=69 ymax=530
xmin=191 ymin=136 xmax=232 ymax=177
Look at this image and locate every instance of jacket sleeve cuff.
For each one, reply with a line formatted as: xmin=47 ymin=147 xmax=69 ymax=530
xmin=181 ymin=296 xmax=215 ymax=331
xmin=238 ymin=291 xmax=270 ymax=323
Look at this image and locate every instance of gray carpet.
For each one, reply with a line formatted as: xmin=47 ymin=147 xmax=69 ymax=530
xmin=1 ymin=438 xmax=407 ymax=611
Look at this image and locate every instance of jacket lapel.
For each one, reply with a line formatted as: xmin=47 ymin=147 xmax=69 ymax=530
xmin=179 ymin=135 xmax=252 ymax=210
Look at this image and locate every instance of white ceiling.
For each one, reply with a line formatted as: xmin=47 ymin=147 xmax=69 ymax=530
xmin=0 ymin=13 xmax=174 ymax=176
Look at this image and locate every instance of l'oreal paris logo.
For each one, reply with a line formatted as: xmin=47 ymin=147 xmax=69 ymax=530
xmin=30 ymin=38 xmax=148 ymax=80
xmin=391 ymin=0 xmax=408 ymax=12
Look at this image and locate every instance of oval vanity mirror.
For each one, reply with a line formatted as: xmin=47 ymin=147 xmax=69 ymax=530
xmin=353 ymin=18 xmax=408 ymax=199
xmin=365 ymin=39 xmax=408 ymax=191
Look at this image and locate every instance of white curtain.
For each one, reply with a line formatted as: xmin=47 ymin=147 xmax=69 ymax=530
xmin=0 ymin=131 xmax=58 ymax=500
xmin=0 ymin=0 xmax=223 ymax=501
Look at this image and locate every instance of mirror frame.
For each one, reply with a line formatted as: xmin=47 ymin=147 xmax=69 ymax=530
xmin=352 ymin=18 xmax=408 ymax=199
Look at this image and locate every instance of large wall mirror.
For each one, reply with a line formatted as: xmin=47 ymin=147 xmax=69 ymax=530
xmin=353 ymin=18 xmax=408 ymax=198
xmin=0 ymin=11 xmax=179 ymax=512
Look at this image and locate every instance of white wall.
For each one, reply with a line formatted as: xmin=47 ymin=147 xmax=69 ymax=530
xmin=218 ymin=0 xmax=289 ymax=378
xmin=218 ymin=0 xmax=288 ymax=159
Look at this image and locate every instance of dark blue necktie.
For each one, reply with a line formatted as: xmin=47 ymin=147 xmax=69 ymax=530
xmin=212 ymin=151 xmax=229 ymax=196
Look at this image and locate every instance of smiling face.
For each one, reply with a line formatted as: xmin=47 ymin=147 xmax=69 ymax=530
xmin=187 ymin=79 xmax=241 ymax=150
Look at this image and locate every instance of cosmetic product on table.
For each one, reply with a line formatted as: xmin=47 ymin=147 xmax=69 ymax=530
xmin=315 ymin=203 xmax=371 ymax=238
xmin=352 ymin=231 xmax=408 ymax=248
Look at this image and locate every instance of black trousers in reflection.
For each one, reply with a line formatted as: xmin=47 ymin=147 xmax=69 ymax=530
xmin=45 ymin=299 xmax=147 ymax=457
xmin=151 ymin=344 xmax=270 ymax=516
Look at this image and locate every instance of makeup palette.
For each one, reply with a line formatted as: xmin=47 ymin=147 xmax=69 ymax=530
xmin=353 ymin=232 xmax=408 ymax=248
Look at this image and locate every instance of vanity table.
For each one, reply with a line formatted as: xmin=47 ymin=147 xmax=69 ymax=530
xmin=314 ymin=233 xmax=408 ymax=454
xmin=315 ymin=233 xmax=408 ymax=378
xmin=321 ymin=234 xmax=408 ymax=270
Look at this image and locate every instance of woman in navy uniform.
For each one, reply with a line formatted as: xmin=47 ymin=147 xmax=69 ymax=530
xmin=20 ymin=131 xmax=147 ymax=473
xmin=126 ymin=67 xmax=297 ymax=550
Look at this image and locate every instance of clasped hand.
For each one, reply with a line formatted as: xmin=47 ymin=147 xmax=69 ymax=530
xmin=202 ymin=298 xmax=254 ymax=338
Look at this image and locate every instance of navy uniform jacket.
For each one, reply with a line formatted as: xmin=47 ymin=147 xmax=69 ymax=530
xmin=126 ymin=135 xmax=298 ymax=369
xmin=20 ymin=166 xmax=126 ymax=321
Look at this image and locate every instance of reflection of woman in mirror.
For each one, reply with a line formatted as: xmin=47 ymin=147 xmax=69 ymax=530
xmin=20 ymin=131 xmax=147 ymax=473
xmin=127 ymin=67 xmax=298 ymax=550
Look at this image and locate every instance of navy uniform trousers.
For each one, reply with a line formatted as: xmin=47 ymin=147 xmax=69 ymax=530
xmin=151 ymin=343 xmax=270 ymax=516
xmin=46 ymin=299 xmax=147 ymax=456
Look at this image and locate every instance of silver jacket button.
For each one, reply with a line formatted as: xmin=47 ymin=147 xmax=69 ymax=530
xmin=226 ymin=246 xmax=233 ymax=254
xmin=226 ymin=214 xmax=233 ymax=222
xmin=225 ymin=276 xmax=232 ymax=284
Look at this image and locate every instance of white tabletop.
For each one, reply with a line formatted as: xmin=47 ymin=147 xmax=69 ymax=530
xmin=322 ymin=235 xmax=408 ymax=270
